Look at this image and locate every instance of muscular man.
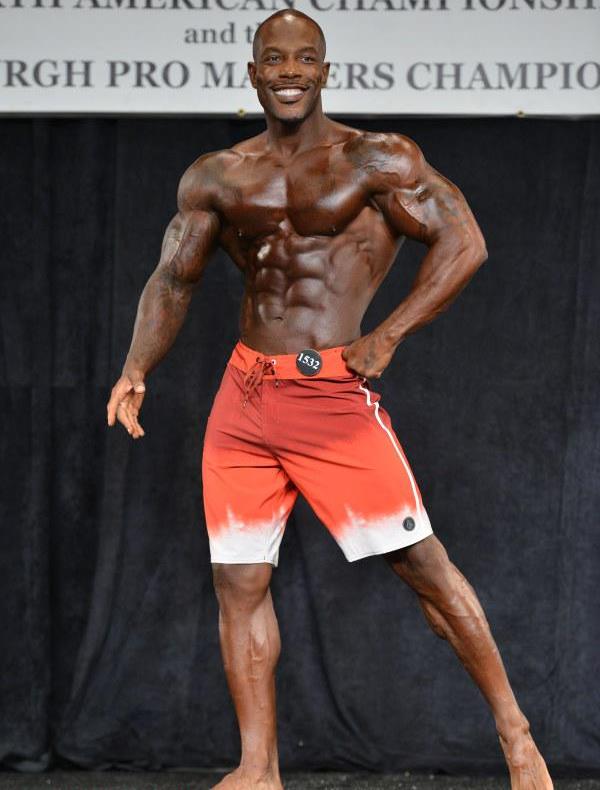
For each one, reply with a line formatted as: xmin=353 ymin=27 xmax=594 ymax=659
xmin=107 ymin=9 xmax=553 ymax=790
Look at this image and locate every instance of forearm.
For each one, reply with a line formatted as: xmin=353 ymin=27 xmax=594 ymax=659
xmin=376 ymin=238 xmax=487 ymax=348
xmin=123 ymin=269 xmax=194 ymax=377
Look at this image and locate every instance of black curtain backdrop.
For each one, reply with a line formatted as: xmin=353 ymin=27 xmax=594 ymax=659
xmin=1 ymin=116 xmax=599 ymax=775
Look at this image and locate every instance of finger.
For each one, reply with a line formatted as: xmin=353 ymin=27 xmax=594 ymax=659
xmin=131 ymin=390 xmax=145 ymax=411
xmin=129 ymin=389 xmax=146 ymax=437
xmin=127 ymin=401 xmax=146 ymax=438
xmin=130 ymin=410 xmax=145 ymax=438
xmin=107 ymin=393 xmax=121 ymax=426
xmin=129 ymin=396 xmax=145 ymax=436
xmin=107 ymin=395 xmax=128 ymax=427
xmin=107 ymin=379 xmax=133 ymax=425
xmin=125 ymin=410 xmax=143 ymax=439
xmin=118 ymin=408 xmax=135 ymax=436
xmin=117 ymin=401 xmax=136 ymax=435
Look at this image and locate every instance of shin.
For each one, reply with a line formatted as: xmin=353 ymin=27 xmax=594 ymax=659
xmin=212 ymin=562 xmax=281 ymax=780
xmin=385 ymin=536 xmax=527 ymax=738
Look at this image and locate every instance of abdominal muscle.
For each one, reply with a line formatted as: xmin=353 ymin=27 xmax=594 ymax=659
xmin=228 ymin=207 xmax=401 ymax=354
xmin=237 ymin=241 xmax=394 ymax=355
xmin=224 ymin=200 xmax=402 ymax=356
xmin=240 ymin=299 xmax=362 ymax=355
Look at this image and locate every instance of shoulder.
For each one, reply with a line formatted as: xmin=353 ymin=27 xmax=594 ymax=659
xmin=177 ymin=147 xmax=243 ymax=212
xmin=177 ymin=131 xmax=270 ymax=210
xmin=343 ymin=130 xmax=426 ymax=188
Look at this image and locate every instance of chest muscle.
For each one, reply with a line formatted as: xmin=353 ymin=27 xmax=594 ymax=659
xmin=217 ymin=153 xmax=367 ymax=239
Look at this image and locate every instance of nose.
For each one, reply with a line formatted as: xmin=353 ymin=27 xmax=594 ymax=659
xmin=278 ymin=55 xmax=301 ymax=78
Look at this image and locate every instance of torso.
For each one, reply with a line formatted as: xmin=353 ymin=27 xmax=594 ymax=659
xmin=206 ymin=121 xmax=405 ymax=354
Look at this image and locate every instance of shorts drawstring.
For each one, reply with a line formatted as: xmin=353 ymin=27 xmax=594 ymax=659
xmin=242 ymin=357 xmax=276 ymax=407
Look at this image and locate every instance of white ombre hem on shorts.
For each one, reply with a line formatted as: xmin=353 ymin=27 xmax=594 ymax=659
xmin=337 ymin=504 xmax=434 ymax=562
xmin=208 ymin=506 xmax=287 ymax=567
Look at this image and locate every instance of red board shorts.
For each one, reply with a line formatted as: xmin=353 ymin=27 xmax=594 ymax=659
xmin=202 ymin=339 xmax=433 ymax=566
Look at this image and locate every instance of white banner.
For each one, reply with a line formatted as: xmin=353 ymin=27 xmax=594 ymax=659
xmin=1 ymin=0 xmax=599 ymax=114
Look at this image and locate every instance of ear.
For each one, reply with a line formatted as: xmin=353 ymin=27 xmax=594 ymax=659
xmin=321 ymin=61 xmax=330 ymax=86
xmin=247 ymin=61 xmax=257 ymax=88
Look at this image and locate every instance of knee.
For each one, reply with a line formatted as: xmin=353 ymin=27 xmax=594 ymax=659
xmin=387 ymin=535 xmax=458 ymax=595
xmin=387 ymin=534 xmax=449 ymax=576
xmin=212 ymin=562 xmax=272 ymax=613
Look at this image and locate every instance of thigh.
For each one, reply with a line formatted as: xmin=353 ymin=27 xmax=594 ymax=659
xmin=272 ymin=375 xmax=433 ymax=562
xmin=202 ymin=365 xmax=298 ymax=567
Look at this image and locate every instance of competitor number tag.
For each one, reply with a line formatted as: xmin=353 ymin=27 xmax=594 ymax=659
xmin=296 ymin=349 xmax=322 ymax=376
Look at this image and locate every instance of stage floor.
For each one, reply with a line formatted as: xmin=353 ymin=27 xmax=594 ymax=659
xmin=0 ymin=773 xmax=598 ymax=790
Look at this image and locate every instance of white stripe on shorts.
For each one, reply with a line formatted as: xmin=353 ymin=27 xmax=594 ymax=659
xmin=358 ymin=382 xmax=422 ymax=517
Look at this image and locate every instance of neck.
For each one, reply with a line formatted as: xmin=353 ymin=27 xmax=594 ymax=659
xmin=264 ymin=99 xmax=329 ymax=157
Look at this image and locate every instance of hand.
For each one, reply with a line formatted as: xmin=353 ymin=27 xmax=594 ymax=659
xmin=341 ymin=331 xmax=396 ymax=379
xmin=106 ymin=370 xmax=146 ymax=439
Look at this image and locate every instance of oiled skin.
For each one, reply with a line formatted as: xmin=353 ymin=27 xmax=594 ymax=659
xmin=106 ymin=10 xmax=553 ymax=790
xmin=107 ymin=15 xmax=486 ymax=397
xmin=130 ymin=121 xmax=485 ymax=377
xmin=219 ymin=129 xmax=422 ymax=351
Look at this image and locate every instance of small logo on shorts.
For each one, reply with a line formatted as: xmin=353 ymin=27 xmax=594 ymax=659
xmin=403 ymin=516 xmax=416 ymax=531
xmin=296 ymin=349 xmax=322 ymax=376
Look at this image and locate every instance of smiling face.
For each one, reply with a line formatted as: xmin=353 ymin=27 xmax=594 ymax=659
xmin=248 ymin=13 xmax=330 ymax=125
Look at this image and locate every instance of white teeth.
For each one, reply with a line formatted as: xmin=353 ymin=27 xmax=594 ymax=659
xmin=275 ymin=88 xmax=304 ymax=96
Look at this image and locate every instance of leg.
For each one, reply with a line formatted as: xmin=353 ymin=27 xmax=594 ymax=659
xmin=385 ymin=535 xmax=553 ymax=790
xmin=211 ymin=562 xmax=283 ymax=790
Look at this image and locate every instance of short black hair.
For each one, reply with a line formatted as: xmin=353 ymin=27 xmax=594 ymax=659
xmin=252 ymin=9 xmax=327 ymax=61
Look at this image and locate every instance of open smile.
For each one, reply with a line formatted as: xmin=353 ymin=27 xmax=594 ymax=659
xmin=271 ymin=85 xmax=309 ymax=104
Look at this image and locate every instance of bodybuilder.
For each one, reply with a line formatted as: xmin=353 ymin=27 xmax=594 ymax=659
xmin=107 ymin=9 xmax=553 ymax=790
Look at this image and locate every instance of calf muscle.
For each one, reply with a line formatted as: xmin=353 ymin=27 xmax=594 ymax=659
xmin=213 ymin=564 xmax=281 ymax=780
xmin=386 ymin=538 xmax=526 ymax=734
